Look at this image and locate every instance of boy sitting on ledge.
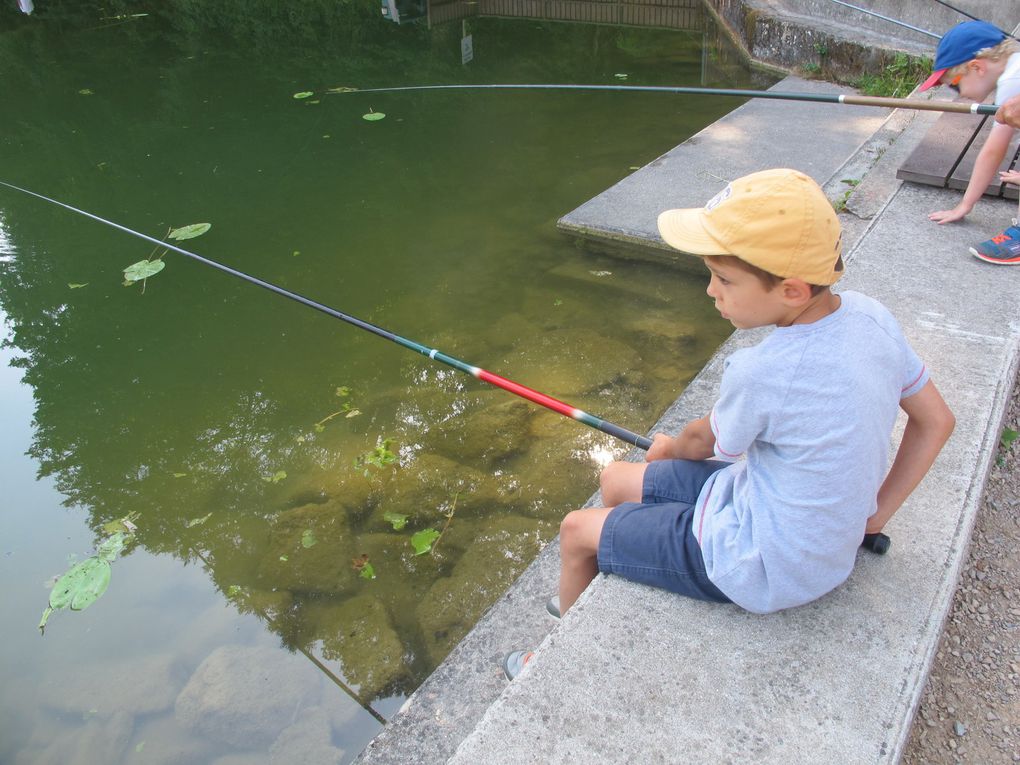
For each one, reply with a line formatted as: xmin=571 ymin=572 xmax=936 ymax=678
xmin=503 ymin=169 xmax=955 ymax=680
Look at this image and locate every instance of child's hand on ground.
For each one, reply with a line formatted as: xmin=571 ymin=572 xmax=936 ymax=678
xmin=999 ymin=169 xmax=1020 ymax=186
xmin=929 ymin=203 xmax=972 ymax=224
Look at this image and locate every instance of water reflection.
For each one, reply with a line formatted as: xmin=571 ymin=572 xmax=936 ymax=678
xmin=0 ymin=3 xmax=762 ymax=761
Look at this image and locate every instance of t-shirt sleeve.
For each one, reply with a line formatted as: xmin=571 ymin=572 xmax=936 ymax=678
xmin=900 ymin=345 xmax=928 ymax=399
xmin=709 ymin=352 xmax=770 ymax=461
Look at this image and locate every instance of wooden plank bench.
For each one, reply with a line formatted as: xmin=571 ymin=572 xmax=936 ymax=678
xmin=897 ymin=108 xmax=1020 ymax=201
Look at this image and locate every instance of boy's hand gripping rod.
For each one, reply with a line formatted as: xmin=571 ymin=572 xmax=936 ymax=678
xmin=0 ymin=178 xmax=891 ymax=555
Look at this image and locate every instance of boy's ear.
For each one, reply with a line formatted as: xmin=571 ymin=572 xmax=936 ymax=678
xmin=779 ymin=278 xmax=814 ymax=306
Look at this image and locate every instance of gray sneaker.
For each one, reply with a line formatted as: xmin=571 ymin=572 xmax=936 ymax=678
xmin=501 ymin=650 xmax=534 ymax=681
xmin=546 ymin=596 xmax=561 ymax=619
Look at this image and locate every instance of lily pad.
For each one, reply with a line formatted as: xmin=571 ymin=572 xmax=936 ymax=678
xmin=168 ymin=223 xmax=211 ymax=241
xmin=48 ymin=557 xmax=111 ymax=612
xmin=123 ymin=259 xmax=165 ymax=283
xmin=301 ymin=529 xmax=317 ymax=548
xmin=293 ymin=91 xmax=314 ymax=99
xmin=362 ymin=111 xmax=386 ymax=122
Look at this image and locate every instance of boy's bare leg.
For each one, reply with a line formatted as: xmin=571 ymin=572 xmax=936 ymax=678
xmin=558 ymin=507 xmax=613 ymax=614
xmin=599 ymin=461 xmax=647 ymax=506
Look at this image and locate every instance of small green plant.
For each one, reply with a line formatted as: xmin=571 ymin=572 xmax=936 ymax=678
xmin=814 ymin=42 xmax=828 ymax=56
xmin=855 ymin=53 xmax=931 ymax=98
xmin=297 ymin=386 xmax=362 ymax=442
xmin=833 ymin=178 xmax=861 ymax=212
xmin=1001 ymin=427 xmax=1018 ymax=450
xmin=122 ymin=223 xmax=210 ymax=293
xmin=408 ymin=492 xmax=458 ymax=557
xmin=354 ymin=438 xmax=398 ymax=476
xmin=802 ymin=62 xmax=821 ymax=76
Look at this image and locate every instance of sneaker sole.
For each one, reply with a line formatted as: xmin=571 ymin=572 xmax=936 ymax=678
xmin=969 ymin=247 xmax=1020 ymax=265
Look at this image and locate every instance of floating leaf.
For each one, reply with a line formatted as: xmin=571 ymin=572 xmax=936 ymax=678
xmin=101 ymin=513 xmax=139 ymax=535
xmin=48 ymin=557 xmax=111 ymax=612
xmin=383 ymin=511 xmax=408 ymax=531
xmin=614 ymin=73 xmax=628 ymax=80
xmin=262 ymin=470 xmax=287 ymax=483
xmin=78 ymin=88 xmax=94 ymax=95
xmin=345 ymin=409 xmax=361 ymax=418
xmin=173 ymin=472 xmax=187 ymax=478
xmin=68 ymin=283 xmax=89 ymax=289
xmin=410 ymin=528 xmax=440 ymax=556
xmin=186 ymin=513 xmax=212 ymax=528
xmin=352 ymin=554 xmax=375 ymax=579
xmin=301 ymin=529 xmax=318 ymax=548
xmin=362 ymin=111 xmax=386 ymax=122
xmin=293 ymin=91 xmax=314 ymax=99
xmin=168 ymin=223 xmax=211 ymax=241
xmin=279 ymin=554 xmax=289 ymax=562
xmin=123 ymin=259 xmax=165 ymax=283
xmin=336 ymin=386 xmax=351 ymax=397
xmin=359 ymin=562 xmax=376 ymax=580
xmin=327 ymin=86 xmax=358 ymax=93
xmin=96 ymin=532 xmax=127 ymax=562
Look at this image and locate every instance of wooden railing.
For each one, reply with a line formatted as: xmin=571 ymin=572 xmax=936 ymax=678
xmin=428 ymin=0 xmax=705 ymax=30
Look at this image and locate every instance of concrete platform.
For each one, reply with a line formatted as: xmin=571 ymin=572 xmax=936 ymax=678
xmin=355 ymin=74 xmax=1020 ymax=764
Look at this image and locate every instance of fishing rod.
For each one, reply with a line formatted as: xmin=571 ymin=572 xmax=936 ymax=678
xmin=0 ymin=179 xmax=651 ymax=450
xmin=332 ymin=83 xmax=998 ymax=115
xmin=828 ymin=0 xmax=940 ymax=39
xmin=0 ymin=179 xmax=893 ymax=555
xmin=930 ymin=0 xmax=1018 ymax=41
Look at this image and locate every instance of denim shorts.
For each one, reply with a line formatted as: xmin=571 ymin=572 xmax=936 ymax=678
xmin=596 ymin=459 xmax=732 ymax=604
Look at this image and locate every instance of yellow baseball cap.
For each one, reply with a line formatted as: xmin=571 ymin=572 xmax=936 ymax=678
xmin=656 ymin=168 xmax=844 ymax=286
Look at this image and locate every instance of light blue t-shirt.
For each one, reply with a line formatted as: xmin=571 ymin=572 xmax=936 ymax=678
xmin=693 ymin=291 xmax=928 ymax=613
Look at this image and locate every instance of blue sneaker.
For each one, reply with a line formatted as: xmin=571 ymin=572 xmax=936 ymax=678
xmin=501 ymin=650 xmax=534 ymax=681
xmin=970 ymin=226 xmax=1020 ymax=265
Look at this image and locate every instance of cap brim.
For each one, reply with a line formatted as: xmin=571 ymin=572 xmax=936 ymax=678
xmin=918 ymin=68 xmax=948 ymax=93
xmin=656 ymin=209 xmax=729 ymax=255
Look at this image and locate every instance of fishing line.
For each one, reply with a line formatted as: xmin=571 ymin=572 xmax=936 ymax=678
xmin=0 ymin=178 xmax=652 ymax=451
xmin=331 ymin=83 xmax=999 ymax=115
xmin=929 ymin=0 xmax=1018 ymax=41
xmin=827 ymin=0 xmax=941 ymax=39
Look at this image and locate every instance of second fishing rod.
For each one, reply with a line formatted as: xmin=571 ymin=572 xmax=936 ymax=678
xmin=0 ymin=178 xmax=892 ymax=555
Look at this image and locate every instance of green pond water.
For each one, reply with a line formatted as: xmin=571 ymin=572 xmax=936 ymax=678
xmin=0 ymin=3 xmax=771 ymax=762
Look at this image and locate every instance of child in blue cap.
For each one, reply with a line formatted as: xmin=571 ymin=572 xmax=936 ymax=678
xmin=922 ymin=20 xmax=1020 ymax=265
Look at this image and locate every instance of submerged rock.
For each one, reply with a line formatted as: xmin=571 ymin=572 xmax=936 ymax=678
xmin=497 ymin=328 xmax=641 ymax=398
xmin=39 ymin=652 xmax=183 ymax=720
xmin=312 ymin=593 xmax=408 ymax=701
xmin=417 ymin=515 xmax=551 ymax=664
xmin=422 ymin=397 xmax=535 ymax=469
xmin=175 ymin=645 xmax=322 ymax=749
xmin=269 ymin=706 xmax=344 ymax=765
xmin=256 ymin=500 xmax=354 ymax=595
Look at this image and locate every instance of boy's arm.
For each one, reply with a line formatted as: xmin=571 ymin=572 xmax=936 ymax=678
xmin=930 ymin=123 xmax=1015 ymax=224
xmin=646 ymin=413 xmax=716 ymax=462
xmin=866 ymin=380 xmax=955 ymax=534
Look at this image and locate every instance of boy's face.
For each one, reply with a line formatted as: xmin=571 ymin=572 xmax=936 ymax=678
xmin=703 ymin=258 xmax=789 ymax=329
xmin=942 ymin=59 xmax=1001 ymax=101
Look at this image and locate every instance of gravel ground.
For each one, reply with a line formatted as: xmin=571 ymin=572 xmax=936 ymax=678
xmin=902 ymin=375 xmax=1020 ymax=764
